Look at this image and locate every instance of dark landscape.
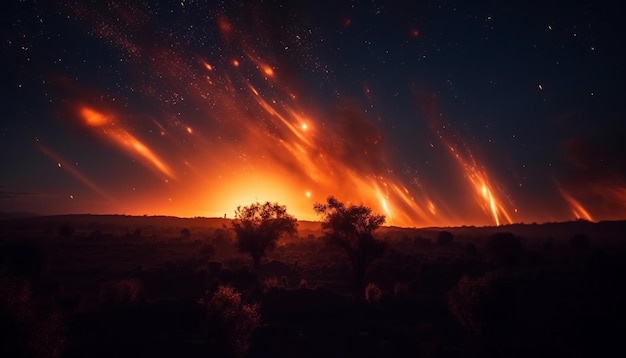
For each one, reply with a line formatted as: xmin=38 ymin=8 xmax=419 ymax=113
xmin=4 ymin=1 xmax=626 ymax=357
xmin=2 ymin=213 xmax=625 ymax=357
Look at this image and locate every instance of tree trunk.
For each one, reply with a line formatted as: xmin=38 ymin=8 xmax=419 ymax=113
xmin=351 ymin=261 xmax=366 ymax=299
xmin=252 ymin=254 xmax=262 ymax=270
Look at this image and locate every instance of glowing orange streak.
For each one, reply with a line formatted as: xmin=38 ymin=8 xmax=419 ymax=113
xmin=81 ymin=106 xmax=109 ymax=126
xmin=78 ymin=106 xmax=175 ymax=179
xmin=415 ymin=92 xmax=515 ymax=226
xmin=241 ymin=83 xmax=444 ymax=227
xmin=381 ymin=181 xmax=435 ymax=225
xmin=66 ymin=5 xmax=476 ymax=227
xmin=38 ymin=144 xmax=114 ymax=201
xmin=452 ymin=150 xmax=513 ymax=226
xmin=247 ymin=84 xmax=318 ymax=151
xmin=557 ymin=185 xmax=593 ymax=221
xmin=113 ymin=131 xmax=173 ymax=177
xmin=245 ymin=53 xmax=275 ymax=78
xmin=198 ymin=57 xmax=214 ymax=71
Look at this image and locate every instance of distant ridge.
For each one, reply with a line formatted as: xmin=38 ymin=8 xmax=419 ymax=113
xmin=1 ymin=213 xmax=625 ymax=241
xmin=0 ymin=212 xmax=40 ymax=220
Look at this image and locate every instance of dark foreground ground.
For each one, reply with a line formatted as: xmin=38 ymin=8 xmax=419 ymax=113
xmin=1 ymin=214 xmax=626 ymax=357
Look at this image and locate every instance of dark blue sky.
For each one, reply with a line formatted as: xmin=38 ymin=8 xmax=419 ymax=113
xmin=2 ymin=0 xmax=625 ymax=226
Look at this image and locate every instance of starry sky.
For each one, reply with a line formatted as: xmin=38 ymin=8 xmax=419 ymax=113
xmin=2 ymin=0 xmax=625 ymax=227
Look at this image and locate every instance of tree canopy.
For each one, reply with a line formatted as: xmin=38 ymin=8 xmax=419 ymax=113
xmin=231 ymin=202 xmax=297 ymax=269
xmin=314 ymin=196 xmax=386 ymax=293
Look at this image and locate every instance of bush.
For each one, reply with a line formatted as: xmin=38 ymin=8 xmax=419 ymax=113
xmin=447 ymin=272 xmax=519 ymax=337
xmin=465 ymin=242 xmax=478 ymax=255
xmin=100 ymin=278 xmax=143 ymax=308
xmin=299 ymin=279 xmax=309 ymax=289
xmin=203 ymin=285 xmax=261 ymax=356
xmin=365 ymin=283 xmax=382 ymax=303
xmin=1 ymin=269 xmax=66 ymax=358
xmin=57 ymin=225 xmax=74 ymax=236
xmin=486 ymin=232 xmax=524 ymax=266
xmin=437 ymin=231 xmax=454 ymax=246
xmin=263 ymin=276 xmax=287 ymax=293
xmin=200 ymin=243 xmax=216 ymax=258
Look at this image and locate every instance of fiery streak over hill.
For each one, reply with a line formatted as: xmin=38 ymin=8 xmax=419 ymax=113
xmin=50 ymin=3 xmax=625 ymax=226
xmin=69 ymin=48 xmax=518 ymax=226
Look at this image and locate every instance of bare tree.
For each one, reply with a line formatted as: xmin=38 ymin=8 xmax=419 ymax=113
xmin=231 ymin=202 xmax=297 ymax=270
xmin=314 ymin=196 xmax=386 ymax=294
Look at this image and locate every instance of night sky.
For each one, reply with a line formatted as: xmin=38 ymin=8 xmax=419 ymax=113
xmin=2 ymin=0 xmax=625 ymax=227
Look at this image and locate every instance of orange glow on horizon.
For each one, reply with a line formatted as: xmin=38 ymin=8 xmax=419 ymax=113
xmin=57 ymin=14 xmax=624 ymax=228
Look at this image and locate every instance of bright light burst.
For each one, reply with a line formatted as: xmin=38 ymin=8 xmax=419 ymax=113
xmin=48 ymin=5 xmax=619 ymax=226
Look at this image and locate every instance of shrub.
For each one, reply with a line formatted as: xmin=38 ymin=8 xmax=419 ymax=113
xmin=203 ymin=285 xmax=261 ymax=356
xmin=57 ymin=225 xmax=74 ymax=236
xmin=299 ymin=279 xmax=309 ymax=289
xmin=437 ymin=231 xmax=454 ymax=246
xmin=365 ymin=283 xmax=382 ymax=303
xmin=486 ymin=232 xmax=524 ymax=266
xmin=1 ymin=269 xmax=66 ymax=358
xmin=100 ymin=278 xmax=143 ymax=308
xmin=447 ymin=272 xmax=518 ymax=337
xmin=200 ymin=243 xmax=216 ymax=258
xmin=263 ymin=276 xmax=286 ymax=293
xmin=465 ymin=242 xmax=478 ymax=255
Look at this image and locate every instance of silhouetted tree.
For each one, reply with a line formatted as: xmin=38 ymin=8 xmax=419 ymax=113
xmin=437 ymin=230 xmax=454 ymax=246
xmin=231 ymin=202 xmax=297 ymax=270
xmin=314 ymin=196 xmax=387 ymax=294
xmin=486 ymin=232 xmax=525 ymax=266
xmin=465 ymin=242 xmax=478 ymax=255
xmin=180 ymin=227 xmax=191 ymax=239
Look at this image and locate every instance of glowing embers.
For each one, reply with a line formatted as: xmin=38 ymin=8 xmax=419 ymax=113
xmin=78 ymin=105 xmax=174 ymax=179
xmin=262 ymin=65 xmax=274 ymax=77
xmin=81 ymin=106 xmax=109 ymax=126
